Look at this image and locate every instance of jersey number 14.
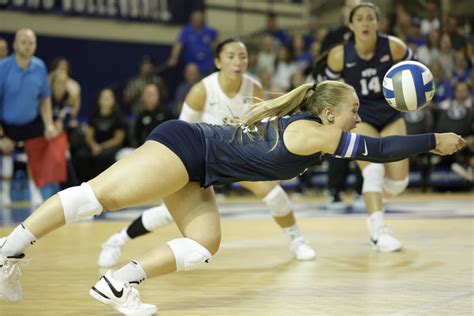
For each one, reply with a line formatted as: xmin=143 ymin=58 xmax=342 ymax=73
xmin=360 ymin=76 xmax=381 ymax=95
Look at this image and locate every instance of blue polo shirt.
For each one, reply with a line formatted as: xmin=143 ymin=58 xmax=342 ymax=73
xmin=178 ymin=25 xmax=218 ymax=74
xmin=0 ymin=54 xmax=51 ymax=125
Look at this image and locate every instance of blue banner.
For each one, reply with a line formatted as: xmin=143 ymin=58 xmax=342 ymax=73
xmin=0 ymin=0 xmax=204 ymax=24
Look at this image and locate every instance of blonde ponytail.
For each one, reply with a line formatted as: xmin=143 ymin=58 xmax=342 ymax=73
xmin=235 ymin=80 xmax=355 ymax=150
xmin=244 ymin=83 xmax=314 ymax=129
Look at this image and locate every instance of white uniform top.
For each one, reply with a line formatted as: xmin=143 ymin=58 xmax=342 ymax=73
xmin=201 ymin=72 xmax=261 ymax=124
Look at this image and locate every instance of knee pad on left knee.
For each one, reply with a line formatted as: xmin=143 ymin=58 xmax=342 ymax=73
xmin=167 ymin=237 xmax=212 ymax=271
xmin=263 ymin=185 xmax=292 ymax=217
xmin=58 ymin=183 xmax=103 ymax=224
xmin=383 ymin=177 xmax=409 ymax=196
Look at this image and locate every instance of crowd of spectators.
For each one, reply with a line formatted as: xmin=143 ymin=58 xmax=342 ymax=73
xmin=0 ymin=3 xmax=472 ymax=206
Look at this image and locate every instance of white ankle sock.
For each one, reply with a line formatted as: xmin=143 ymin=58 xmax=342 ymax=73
xmin=119 ymin=229 xmax=131 ymax=242
xmin=1 ymin=224 xmax=37 ymax=256
xmin=282 ymin=224 xmax=302 ymax=243
xmin=113 ymin=260 xmax=147 ymax=284
xmin=368 ymin=211 xmax=384 ymax=228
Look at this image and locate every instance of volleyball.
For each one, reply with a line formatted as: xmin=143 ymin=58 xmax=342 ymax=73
xmin=382 ymin=61 xmax=435 ymax=112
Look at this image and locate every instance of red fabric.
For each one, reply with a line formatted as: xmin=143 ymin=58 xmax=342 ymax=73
xmin=24 ymin=132 xmax=68 ymax=187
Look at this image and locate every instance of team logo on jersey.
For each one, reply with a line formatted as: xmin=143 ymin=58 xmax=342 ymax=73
xmin=346 ymin=62 xmax=357 ymax=68
xmin=380 ymin=54 xmax=390 ymax=63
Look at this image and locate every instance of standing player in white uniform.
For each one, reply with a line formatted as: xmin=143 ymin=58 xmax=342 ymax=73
xmin=98 ymin=38 xmax=316 ymax=267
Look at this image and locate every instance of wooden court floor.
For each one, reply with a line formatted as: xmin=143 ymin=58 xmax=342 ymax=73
xmin=0 ymin=193 xmax=473 ymax=315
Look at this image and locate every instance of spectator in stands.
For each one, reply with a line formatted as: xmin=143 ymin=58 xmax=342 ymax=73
xmin=167 ymin=10 xmax=218 ymax=75
xmin=452 ymin=50 xmax=472 ymax=85
xmin=123 ymin=55 xmax=165 ymax=117
xmin=172 ymin=63 xmax=201 ymax=116
xmin=50 ymin=70 xmax=81 ymax=132
xmin=292 ymin=33 xmax=312 ymax=71
xmin=306 ymin=40 xmax=321 ymax=77
xmin=272 ymin=45 xmax=298 ymax=92
xmin=320 ymin=0 xmax=359 ymax=54
xmin=430 ymin=60 xmax=453 ymax=111
xmin=263 ymin=12 xmax=291 ymax=46
xmin=303 ymin=15 xmax=320 ymax=48
xmin=49 ymin=57 xmax=81 ymax=124
xmin=256 ymin=34 xmax=276 ymax=75
xmin=246 ymin=49 xmax=259 ymax=77
xmin=439 ymin=33 xmax=455 ymax=75
xmin=406 ymin=17 xmax=426 ymax=48
xmin=0 ymin=37 xmax=9 ymax=60
xmin=434 ymin=81 xmax=473 ymax=183
xmin=0 ymin=29 xmax=62 ymax=206
xmin=404 ymin=105 xmax=435 ymax=191
xmin=74 ymin=88 xmax=127 ymax=182
xmin=257 ymin=69 xmax=281 ymax=100
xmin=416 ymin=29 xmax=441 ymax=66
xmin=444 ymin=15 xmax=468 ymax=50
xmin=133 ymin=83 xmax=174 ymax=147
xmin=420 ymin=2 xmax=440 ymax=35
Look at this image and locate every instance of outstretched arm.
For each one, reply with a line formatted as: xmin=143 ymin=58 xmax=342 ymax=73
xmin=333 ymin=131 xmax=466 ymax=163
xmin=285 ymin=121 xmax=466 ymax=162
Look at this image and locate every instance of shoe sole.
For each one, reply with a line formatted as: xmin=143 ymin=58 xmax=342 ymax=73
xmin=370 ymin=241 xmax=402 ymax=253
xmin=89 ymin=287 xmax=157 ymax=315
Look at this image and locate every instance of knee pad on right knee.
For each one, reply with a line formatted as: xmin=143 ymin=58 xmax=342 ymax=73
xmin=362 ymin=163 xmax=384 ymax=193
xmin=58 ymin=183 xmax=103 ymax=224
xmin=167 ymin=237 xmax=212 ymax=271
xmin=142 ymin=204 xmax=173 ymax=231
xmin=383 ymin=177 xmax=409 ymax=196
xmin=263 ymin=185 xmax=292 ymax=217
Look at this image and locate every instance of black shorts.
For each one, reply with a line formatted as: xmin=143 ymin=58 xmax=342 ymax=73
xmin=2 ymin=116 xmax=44 ymax=142
xmin=146 ymin=120 xmax=206 ymax=186
xmin=358 ymin=104 xmax=402 ymax=132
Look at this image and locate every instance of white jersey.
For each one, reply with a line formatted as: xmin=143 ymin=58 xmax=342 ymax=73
xmin=200 ymin=72 xmax=260 ymax=124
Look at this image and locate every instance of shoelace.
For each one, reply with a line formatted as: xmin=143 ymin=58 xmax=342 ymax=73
xmin=1 ymin=258 xmax=30 ymax=280
xmin=375 ymin=225 xmax=393 ymax=238
xmin=123 ymin=283 xmax=143 ymax=309
xmin=290 ymin=237 xmax=309 ymax=250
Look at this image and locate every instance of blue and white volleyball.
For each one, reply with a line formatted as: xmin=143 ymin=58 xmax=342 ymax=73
xmin=382 ymin=61 xmax=435 ymax=112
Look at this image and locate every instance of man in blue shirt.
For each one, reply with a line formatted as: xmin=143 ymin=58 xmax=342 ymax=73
xmin=167 ymin=10 xmax=218 ymax=75
xmin=0 ymin=28 xmax=59 ymax=206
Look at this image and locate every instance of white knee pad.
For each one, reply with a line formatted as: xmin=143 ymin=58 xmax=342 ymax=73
xmin=383 ymin=177 xmax=409 ymax=196
xmin=167 ymin=237 xmax=212 ymax=271
xmin=58 ymin=183 xmax=103 ymax=224
xmin=362 ymin=163 xmax=385 ymax=193
xmin=263 ymin=185 xmax=292 ymax=217
xmin=142 ymin=204 xmax=173 ymax=231
xmin=1 ymin=155 xmax=13 ymax=178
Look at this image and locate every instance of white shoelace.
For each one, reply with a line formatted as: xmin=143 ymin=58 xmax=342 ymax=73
xmin=2 ymin=258 xmax=29 ymax=280
xmin=375 ymin=225 xmax=393 ymax=238
xmin=124 ymin=283 xmax=143 ymax=309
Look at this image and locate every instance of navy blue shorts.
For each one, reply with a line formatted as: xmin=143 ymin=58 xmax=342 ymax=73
xmin=2 ymin=115 xmax=44 ymax=142
xmin=358 ymin=103 xmax=402 ymax=132
xmin=146 ymin=120 xmax=206 ymax=186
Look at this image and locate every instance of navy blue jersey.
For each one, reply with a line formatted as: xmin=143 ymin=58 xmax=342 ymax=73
xmin=342 ymin=34 xmax=401 ymax=129
xmin=196 ymin=112 xmax=323 ymax=187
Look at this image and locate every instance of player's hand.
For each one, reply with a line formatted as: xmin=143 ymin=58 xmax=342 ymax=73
xmin=431 ymin=133 xmax=466 ymax=155
xmin=44 ymin=124 xmax=59 ymax=140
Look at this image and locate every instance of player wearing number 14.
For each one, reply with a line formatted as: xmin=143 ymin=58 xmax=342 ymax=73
xmin=325 ymin=2 xmax=416 ymax=252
